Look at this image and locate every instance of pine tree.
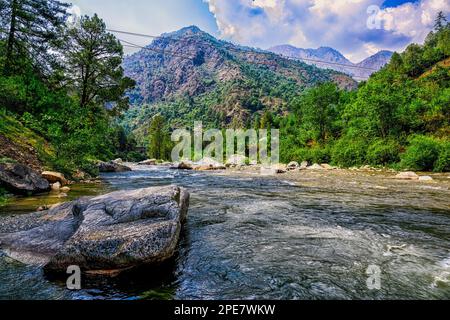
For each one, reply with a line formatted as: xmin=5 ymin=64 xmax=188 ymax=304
xmin=147 ymin=114 xmax=170 ymax=160
xmin=61 ymin=14 xmax=134 ymax=113
xmin=434 ymin=11 xmax=447 ymax=31
xmin=0 ymin=0 xmax=70 ymax=75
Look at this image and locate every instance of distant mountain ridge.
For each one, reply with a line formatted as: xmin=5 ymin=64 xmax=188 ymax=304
xmin=269 ymin=45 xmax=393 ymax=80
xmin=122 ymin=26 xmax=356 ymax=136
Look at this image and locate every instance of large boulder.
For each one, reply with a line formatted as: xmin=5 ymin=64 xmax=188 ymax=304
xmin=0 ymin=163 xmax=50 ymax=195
xmin=0 ymin=186 xmax=190 ymax=273
xmin=41 ymin=171 xmax=68 ymax=186
xmin=98 ymin=161 xmax=132 ymax=173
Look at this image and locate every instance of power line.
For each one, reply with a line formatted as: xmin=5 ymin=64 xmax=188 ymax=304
xmin=119 ymin=37 xmax=370 ymax=82
xmin=108 ymin=28 xmax=377 ymax=73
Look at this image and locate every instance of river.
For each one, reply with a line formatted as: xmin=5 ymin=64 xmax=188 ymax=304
xmin=0 ymin=165 xmax=449 ymax=300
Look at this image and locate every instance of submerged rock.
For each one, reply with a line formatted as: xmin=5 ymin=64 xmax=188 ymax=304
xmin=98 ymin=161 xmax=132 ymax=173
xmin=0 ymin=186 xmax=190 ymax=274
xmin=0 ymin=163 xmax=50 ymax=195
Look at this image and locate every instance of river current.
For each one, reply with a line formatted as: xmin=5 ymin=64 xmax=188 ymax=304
xmin=0 ymin=166 xmax=449 ymax=300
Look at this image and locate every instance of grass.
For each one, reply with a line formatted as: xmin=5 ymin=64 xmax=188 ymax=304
xmin=0 ymin=111 xmax=55 ymax=158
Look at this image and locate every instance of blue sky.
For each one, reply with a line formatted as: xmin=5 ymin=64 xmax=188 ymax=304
xmin=66 ymin=0 xmax=449 ymax=62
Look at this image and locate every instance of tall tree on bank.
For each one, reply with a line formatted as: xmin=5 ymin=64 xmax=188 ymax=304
xmin=62 ymin=14 xmax=134 ymax=114
xmin=0 ymin=0 xmax=69 ymax=75
xmin=147 ymin=114 xmax=171 ymax=160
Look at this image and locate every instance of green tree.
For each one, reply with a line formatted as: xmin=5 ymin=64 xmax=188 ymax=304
xmin=0 ymin=0 xmax=69 ymax=75
xmin=434 ymin=11 xmax=447 ymax=31
xmin=296 ymin=83 xmax=340 ymax=143
xmin=62 ymin=14 xmax=134 ymax=113
xmin=147 ymin=114 xmax=171 ymax=160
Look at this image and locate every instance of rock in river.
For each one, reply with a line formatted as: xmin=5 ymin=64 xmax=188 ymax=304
xmin=98 ymin=161 xmax=132 ymax=173
xmin=41 ymin=171 xmax=68 ymax=186
xmin=0 ymin=186 xmax=190 ymax=274
xmin=0 ymin=163 xmax=50 ymax=195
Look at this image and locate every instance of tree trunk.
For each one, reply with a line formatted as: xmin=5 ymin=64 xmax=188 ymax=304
xmin=4 ymin=0 xmax=18 ymax=75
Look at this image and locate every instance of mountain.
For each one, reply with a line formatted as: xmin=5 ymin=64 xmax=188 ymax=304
xmin=121 ymin=26 xmax=356 ymax=137
xmin=268 ymin=45 xmax=393 ymax=80
xmin=357 ymin=50 xmax=394 ymax=70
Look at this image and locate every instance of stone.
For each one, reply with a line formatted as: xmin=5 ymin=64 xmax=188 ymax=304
xmin=0 ymin=163 xmax=50 ymax=195
xmin=41 ymin=171 xmax=68 ymax=186
xmin=0 ymin=186 xmax=190 ymax=274
xmin=194 ymin=158 xmax=226 ymax=171
xmin=419 ymin=176 xmax=434 ymax=182
xmin=395 ymin=172 xmax=420 ymax=180
xmin=138 ymin=159 xmax=157 ymax=166
xmin=172 ymin=161 xmax=194 ymax=170
xmin=98 ymin=161 xmax=132 ymax=173
xmin=300 ymin=161 xmax=309 ymax=170
xmin=287 ymin=161 xmax=300 ymax=171
xmin=112 ymin=158 xmax=123 ymax=163
xmin=321 ymin=164 xmax=335 ymax=170
xmin=51 ymin=182 xmax=61 ymax=192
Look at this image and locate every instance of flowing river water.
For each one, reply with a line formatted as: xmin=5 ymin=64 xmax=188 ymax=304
xmin=0 ymin=165 xmax=449 ymax=300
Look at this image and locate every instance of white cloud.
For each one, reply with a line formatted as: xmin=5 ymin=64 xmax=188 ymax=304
xmin=204 ymin=0 xmax=450 ymax=62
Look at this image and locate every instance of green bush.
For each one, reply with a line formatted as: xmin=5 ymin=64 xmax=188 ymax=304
xmin=366 ymin=139 xmax=401 ymax=166
xmin=332 ymin=137 xmax=367 ymax=167
xmin=0 ymin=157 xmax=17 ymax=165
xmin=400 ymin=135 xmax=442 ymax=171
xmin=435 ymin=140 xmax=450 ymax=172
xmin=285 ymin=146 xmax=332 ymax=164
xmin=124 ymin=151 xmax=146 ymax=163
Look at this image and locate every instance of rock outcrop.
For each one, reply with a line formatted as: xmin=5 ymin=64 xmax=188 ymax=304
xmin=0 ymin=163 xmax=50 ymax=195
xmin=0 ymin=186 xmax=190 ymax=274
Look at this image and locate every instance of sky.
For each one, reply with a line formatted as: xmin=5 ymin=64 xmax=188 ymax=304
xmin=66 ymin=0 xmax=450 ymax=62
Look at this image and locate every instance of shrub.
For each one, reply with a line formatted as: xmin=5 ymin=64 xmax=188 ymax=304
xmin=332 ymin=137 xmax=367 ymax=167
xmin=435 ymin=140 xmax=450 ymax=172
xmin=0 ymin=157 xmax=17 ymax=165
xmin=366 ymin=139 xmax=401 ymax=166
xmin=285 ymin=146 xmax=332 ymax=164
xmin=400 ymin=135 xmax=441 ymax=171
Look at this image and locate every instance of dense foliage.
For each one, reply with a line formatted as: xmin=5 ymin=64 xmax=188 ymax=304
xmin=278 ymin=15 xmax=449 ymax=172
xmin=0 ymin=5 xmax=136 ymax=177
